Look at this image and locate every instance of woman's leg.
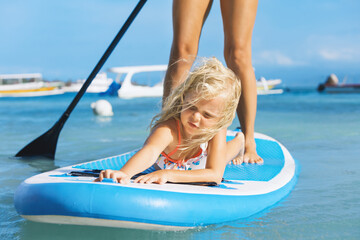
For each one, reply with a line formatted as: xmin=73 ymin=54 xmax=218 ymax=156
xmin=226 ymin=132 xmax=245 ymax=165
xmin=163 ymin=0 xmax=213 ymax=101
xmin=220 ymin=0 xmax=263 ymax=164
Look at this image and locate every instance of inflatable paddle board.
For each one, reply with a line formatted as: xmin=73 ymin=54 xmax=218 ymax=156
xmin=14 ymin=131 xmax=298 ymax=231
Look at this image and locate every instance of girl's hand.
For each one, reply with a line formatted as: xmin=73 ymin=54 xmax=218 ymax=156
xmin=134 ymin=170 xmax=168 ymax=185
xmin=94 ymin=170 xmax=130 ymax=184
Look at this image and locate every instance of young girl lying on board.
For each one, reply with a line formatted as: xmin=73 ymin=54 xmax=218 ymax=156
xmin=96 ymin=57 xmax=252 ymax=185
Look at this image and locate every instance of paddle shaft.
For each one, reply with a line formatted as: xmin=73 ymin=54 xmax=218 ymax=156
xmin=60 ymin=0 xmax=147 ymax=124
xmin=15 ymin=0 xmax=147 ymax=159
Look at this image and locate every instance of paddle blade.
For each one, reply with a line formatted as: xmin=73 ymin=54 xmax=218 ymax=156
xmin=15 ymin=122 xmax=62 ymax=160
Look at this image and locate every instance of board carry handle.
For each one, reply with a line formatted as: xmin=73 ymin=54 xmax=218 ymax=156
xmin=15 ymin=0 xmax=147 ymax=160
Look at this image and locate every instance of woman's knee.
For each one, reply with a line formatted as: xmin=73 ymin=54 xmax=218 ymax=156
xmin=224 ymin=44 xmax=252 ymax=69
xmin=171 ymin=40 xmax=198 ymax=61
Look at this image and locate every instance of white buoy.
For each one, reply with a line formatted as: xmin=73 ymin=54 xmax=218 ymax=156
xmin=91 ymin=100 xmax=114 ymax=117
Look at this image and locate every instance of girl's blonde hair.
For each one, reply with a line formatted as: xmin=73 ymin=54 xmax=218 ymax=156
xmin=151 ymin=57 xmax=241 ymax=158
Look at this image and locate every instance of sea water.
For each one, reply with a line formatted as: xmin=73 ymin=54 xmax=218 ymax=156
xmin=0 ymin=90 xmax=359 ymax=239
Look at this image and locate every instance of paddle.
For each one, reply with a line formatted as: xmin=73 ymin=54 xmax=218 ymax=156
xmin=16 ymin=0 xmax=147 ymax=159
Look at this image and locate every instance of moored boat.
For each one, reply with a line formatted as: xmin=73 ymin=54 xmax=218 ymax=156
xmin=107 ymin=65 xmax=283 ymax=98
xmin=257 ymin=77 xmax=283 ymax=95
xmin=317 ymin=73 xmax=360 ymax=93
xmin=108 ymin=65 xmax=167 ymax=99
xmin=0 ymin=73 xmax=64 ymax=97
xmin=62 ymin=72 xmax=114 ymax=93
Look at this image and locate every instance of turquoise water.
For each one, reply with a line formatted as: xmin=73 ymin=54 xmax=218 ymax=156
xmin=1 ymin=91 xmax=359 ymax=239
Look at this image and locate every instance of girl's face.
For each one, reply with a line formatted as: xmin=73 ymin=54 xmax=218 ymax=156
xmin=180 ymin=92 xmax=224 ymax=138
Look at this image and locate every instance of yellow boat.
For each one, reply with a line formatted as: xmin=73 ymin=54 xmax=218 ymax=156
xmin=0 ymin=73 xmax=64 ymax=97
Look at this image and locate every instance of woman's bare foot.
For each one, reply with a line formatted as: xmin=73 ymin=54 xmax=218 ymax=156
xmin=231 ymin=132 xmax=245 ymax=165
xmin=243 ymin=138 xmax=263 ymax=164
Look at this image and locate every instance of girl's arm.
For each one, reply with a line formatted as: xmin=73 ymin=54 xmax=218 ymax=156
xmin=96 ymin=123 xmax=173 ymax=183
xmin=135 ymin=128 xmax=228 ymax=185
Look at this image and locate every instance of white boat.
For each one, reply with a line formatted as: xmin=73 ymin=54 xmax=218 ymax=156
xmin=63 ymin=72 xmax=114 ymax=93
xmin=257 ymin=77 xmax=283 ymax=95
xmin=108 ymin=65 xmax=167 ymax=99
xmin=108 ymin=65 xmax=282 ymax=99
xmin=0 ymin=73 xmax=64 ymax=97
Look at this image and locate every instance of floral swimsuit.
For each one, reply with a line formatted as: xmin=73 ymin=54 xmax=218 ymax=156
xmin=155 ymin=120 xmax=208 ymax=170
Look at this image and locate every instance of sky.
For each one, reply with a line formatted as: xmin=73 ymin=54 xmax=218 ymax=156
xmin=0 ymin=0 xmax=359 ymax=87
